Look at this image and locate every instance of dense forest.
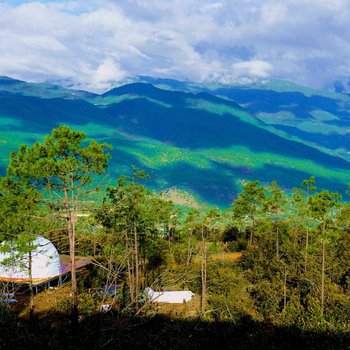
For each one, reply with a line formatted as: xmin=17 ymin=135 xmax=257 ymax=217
xmin=1 ymin=125 xmax=350 ymax=349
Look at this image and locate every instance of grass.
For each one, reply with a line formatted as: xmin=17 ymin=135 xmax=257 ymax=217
xmin=13 ymin=285 xmax=72 ymax=320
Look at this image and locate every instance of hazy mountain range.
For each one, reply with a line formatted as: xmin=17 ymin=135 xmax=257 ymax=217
xmin=1 ymin=76 xmax=350 ymax=207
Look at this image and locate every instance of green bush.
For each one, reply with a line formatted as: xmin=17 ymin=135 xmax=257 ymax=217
xmin=172 ymin=242 xmax=189 ymax=265
xmin=207 ymin=263 xmax=258 ymax=322
xmin=54 ymin=292 xmax=98 ymax=317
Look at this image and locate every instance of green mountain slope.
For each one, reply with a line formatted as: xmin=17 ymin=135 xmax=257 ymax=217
xmin=139 ymin=76 xmax=350 ymax=160
xmin=0 ymin=76 xmax=95 ymax=100
xmin=1 ymin=77 xmax=350 ymax=206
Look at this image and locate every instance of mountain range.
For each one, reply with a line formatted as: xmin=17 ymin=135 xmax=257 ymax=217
xmin=1 ymin=76 xmax=350 ymax=207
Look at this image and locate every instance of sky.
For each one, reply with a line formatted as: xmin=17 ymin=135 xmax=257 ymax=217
xmin=1 ymin=0 xmax=350 ymax=92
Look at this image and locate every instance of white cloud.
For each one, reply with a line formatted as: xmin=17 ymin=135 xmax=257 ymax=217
xmin=89 ymin=58 xmax=127 ymax=91
xmin=1 ymin=0 xmax=350 ymax=91
xmin=232 ymin=60 xmax=273 ymax=79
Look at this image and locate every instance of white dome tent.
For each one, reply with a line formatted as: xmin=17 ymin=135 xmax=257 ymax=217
xmin=0 ymin=237 xmax=61 ymax=280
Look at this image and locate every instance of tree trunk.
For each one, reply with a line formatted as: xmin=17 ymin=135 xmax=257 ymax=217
xmin=134 ymin=225 xmax=139 ymax=311
xmin=305 ymin=185 xmax=310 ymax=273
xmin=186 ymin=230 xmax=193 ymax=266
xmin=249 ymin=216 xmax=256 ymax=246
xmin=321 ymin=239 xmax=326 ymax=316
xmin=304 ymin=224 xmax=309 ymax=273
xmin=127 ymin=256 xmax=133 ymax=303
xmin=125 ymin=230 xmax=134 ymax=303
xmin=93 ymin=234 xmax=96 ymax=257
xmin=168 ymin=223 xmax=171 ymax=253
xmin=28 ymin=250 xmax=34 ymax=321
xmin=276 ymin=224 xmax=279 ymax=260
xmin=64 ymin=184 xmax=78 ymax=334
xmin=143 ymin=252 xmax=147 ymax=288
xmin=201 ymin=225 xmax=207 ymax=315
xmin=283 ymin=268 xmax=287 ymax=309
xmin=69 ymin=209 xmax=78 ymax=333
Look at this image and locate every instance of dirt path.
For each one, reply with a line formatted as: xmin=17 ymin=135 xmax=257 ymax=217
xmin=211 ymin=252 xmax=243 ymax=261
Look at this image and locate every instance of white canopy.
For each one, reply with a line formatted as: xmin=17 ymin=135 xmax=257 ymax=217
xmin=145 ymin=287 xmax=194 ymax=303
xmin=0 ymin=237 xmax=60 ymax=280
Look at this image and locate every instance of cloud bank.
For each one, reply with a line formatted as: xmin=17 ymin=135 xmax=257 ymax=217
xmin=0 ymin=0 xmax=349 ymax=92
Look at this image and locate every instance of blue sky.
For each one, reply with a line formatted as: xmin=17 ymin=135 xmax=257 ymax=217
xmin=0 ymin=0 xmax=349 ymax=92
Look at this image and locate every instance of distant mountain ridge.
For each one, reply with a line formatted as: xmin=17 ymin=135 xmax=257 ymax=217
xmin=136 ymin=76 xmax=350 ymax=159
xmin=0 ymin=76 xmax=350 ymax=206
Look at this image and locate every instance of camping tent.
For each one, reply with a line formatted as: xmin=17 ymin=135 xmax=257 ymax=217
xmin=0 ymin=237 xmax=61 ymax=280
xmin=145 ymin=287 xmax=194 ymax=303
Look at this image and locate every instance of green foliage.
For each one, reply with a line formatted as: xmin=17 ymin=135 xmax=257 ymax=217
xmin=0 ymin=177 xmax=41 ymax=240
xmin=233 ymin=180 xmax=266 ymax=244
xmin=7 ymin=125 xmax=111 ymax=191
xmin=264 ymin=181 xmax=288 ymax=219
xmin=55 ymin=292 xmax=98 ymax=317
xmin=145 ymin=238 xmax=169 ymax=269
xmin=233 ymin=180 xmax=266 ymax=221
xmin=207 ymin=263 xmax=257 ymax=322
xmin=172 ymin=242 xmax=190 ymax=264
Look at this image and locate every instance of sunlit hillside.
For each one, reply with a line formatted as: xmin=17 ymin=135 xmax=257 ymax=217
xmin=1 ymin=76 xmax=350 ymax=206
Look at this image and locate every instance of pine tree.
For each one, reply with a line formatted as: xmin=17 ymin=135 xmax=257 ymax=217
xmin=6 ymin=125 xmax=110 ymax=332
xmin=233 ymin=181 xmax=266 ymax=245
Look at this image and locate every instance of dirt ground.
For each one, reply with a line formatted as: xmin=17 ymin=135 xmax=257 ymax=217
xmin=193 ymin=251 xmax=242 ymax=264
xmin=9 ymin=251 xmax=242 ymax=320
xmin=149 ymin=294 xmax=200 ymax=318
xmin=10 ymin=284 xmax=71 ymax=319
xmin=211 ymin=251 xmax=243 ymax=261
xmin=12 ymin=284 xmax=201 ymax=320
